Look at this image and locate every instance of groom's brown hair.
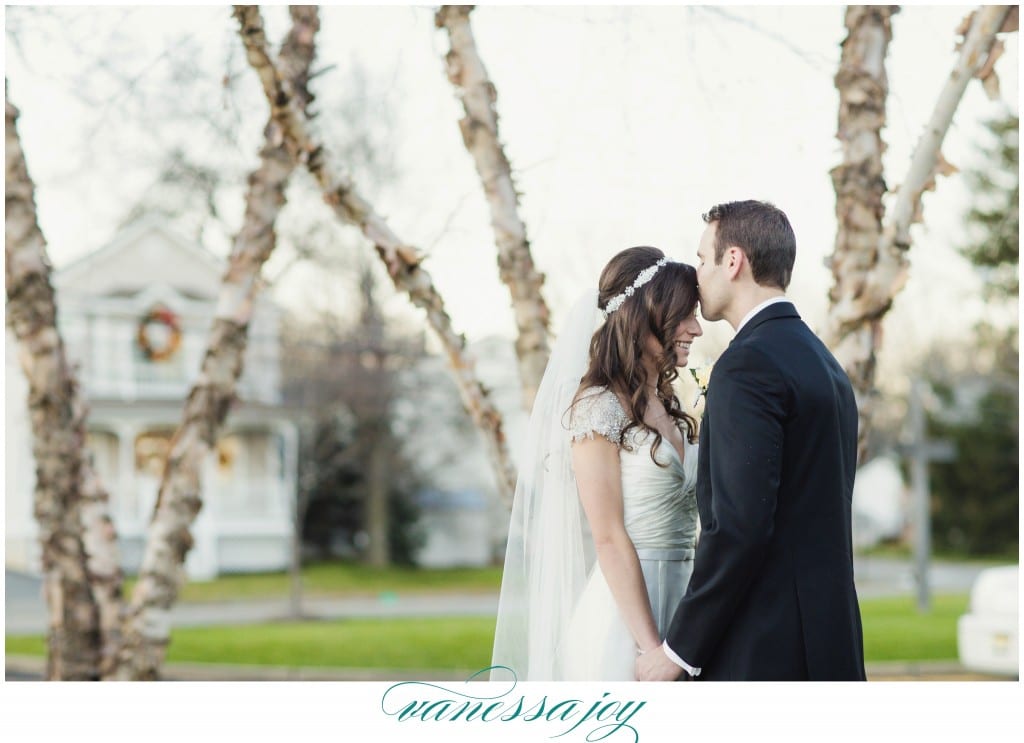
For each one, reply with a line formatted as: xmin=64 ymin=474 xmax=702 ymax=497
xmin=703 ymin=200 xmax=796 ymax=289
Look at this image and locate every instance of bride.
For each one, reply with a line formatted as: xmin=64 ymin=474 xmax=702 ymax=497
xmin=491 ymin=246 xmax=703 ymax=681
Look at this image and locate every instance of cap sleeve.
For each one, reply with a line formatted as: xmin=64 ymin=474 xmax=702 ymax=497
xmin=569 ymin=387 xmax=629 ymax=445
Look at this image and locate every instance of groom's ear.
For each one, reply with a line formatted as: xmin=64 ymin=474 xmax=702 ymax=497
xmin=724 ymin=246 xmax=745 ymax=280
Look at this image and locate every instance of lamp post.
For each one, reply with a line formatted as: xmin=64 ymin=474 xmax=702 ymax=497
xmin=906 ymin=379 xmax=956 ymax=613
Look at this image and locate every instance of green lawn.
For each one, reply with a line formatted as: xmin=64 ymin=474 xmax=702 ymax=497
xmin=6 ymin=616 xmax=497 ymax=671
xmin=859 ymin=593 xmax=969 ymax=662
xmin=6 ymin=594 xmax=970 ymax=670
xmin=123 ymin=562 xmax=504 ymax=603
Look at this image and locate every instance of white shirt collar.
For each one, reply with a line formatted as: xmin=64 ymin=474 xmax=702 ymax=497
xmin=736 ymin=296 xmax=791 ymax=334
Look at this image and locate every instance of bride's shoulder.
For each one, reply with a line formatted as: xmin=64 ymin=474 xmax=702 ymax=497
xmin=569 ymin=386 xmax=629 ymax=444
xmin=572 ymin=385 xmax=623 ymax=412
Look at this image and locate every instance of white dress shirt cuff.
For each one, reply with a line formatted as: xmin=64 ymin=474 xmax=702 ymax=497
xmin=662 ymin=640 xmax=702 ymax=677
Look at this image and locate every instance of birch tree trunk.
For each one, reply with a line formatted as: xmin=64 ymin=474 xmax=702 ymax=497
xmin=6 ymin=90 xmax=103 ymax=680
xmin=112 ymin=6 xmax=320 ymax=680
xmin=233 ymin=5 xmax=518 ymax=506
xmin=825 ymin=5 xmax=1013 ymax=462
xmin=78 ymin=453 xmax=126 ymax=677
xmin=436 ymin=5 xmax=551 ymax=410
xmin=825 ymin=5 xmax=896 ymax=463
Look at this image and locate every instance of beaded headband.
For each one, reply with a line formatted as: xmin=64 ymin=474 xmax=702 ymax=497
xmin=601 ymin=257 xmax=669 ymax=318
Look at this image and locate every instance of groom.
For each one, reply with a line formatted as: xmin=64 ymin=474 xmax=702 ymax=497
xmin=637 ymin=200 xmax=866 ymax=681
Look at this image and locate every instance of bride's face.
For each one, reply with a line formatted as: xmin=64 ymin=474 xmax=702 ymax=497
xmin=670 ymin=309 xmax=703 ymax=367
xmin=643 ymin=307 xmax=703 ymax=370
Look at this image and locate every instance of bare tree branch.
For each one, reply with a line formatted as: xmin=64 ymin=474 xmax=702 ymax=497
xmin=883 ymin=7 xmax=1013 ymax=254
xmin=232 ymin=5 xmax=518 ymax=506
xmin=6 ymin=84 xmax=119 ymax=680
xmin=825 ymin=5 xmax=896 ymax=463
xmin=436 ymin=5 xmax=552 ymax=410
xmin=113 ymin=6 xmax=321 ymax=680
xmin=698 ymin=5 xmax=836 ymax=74
xmin=824 ymin=5 xmax=1015 ymax=461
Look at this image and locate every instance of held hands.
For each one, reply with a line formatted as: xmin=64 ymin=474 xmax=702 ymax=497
xmin=635 ymin=645 xmax=686 ymax=681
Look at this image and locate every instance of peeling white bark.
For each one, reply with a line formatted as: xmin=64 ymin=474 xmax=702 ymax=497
xmin=113 ymin=6 xmax=321 ymax=680
xmin=825 ymin=5 xmax=1013 ymax=461
xmin=6 ymin=89 xmax=111 ymax=679
xmin=825 ymin=5 xmax=896 ymax=462
xmin=233 ymin=5 xmax=518 ymax=507
xmin=883 ymin=6 xmax=1012 ymax=254
xmin=436 ymin=5 xmax=551 ymax=410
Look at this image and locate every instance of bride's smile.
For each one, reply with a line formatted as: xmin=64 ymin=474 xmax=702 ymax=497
xmin=671 ymin=313 xmax=703 ymax=366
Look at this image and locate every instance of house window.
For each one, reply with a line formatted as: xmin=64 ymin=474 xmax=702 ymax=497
xmin=134 ymin=429 xmax=175 ymax=522
xmin=135 ymin=430 xmax=174 ymax=478
xmin=90 ymin=317 xmax=122 ymax=389
xmin=215 ymin=431 xmax=273 ymax=517
xmin=217 ymin=435 xmax=240 ymax=472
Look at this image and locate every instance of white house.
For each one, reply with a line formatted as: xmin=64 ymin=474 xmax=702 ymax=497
xmin=5 ymin=217 xmax=298 ymax=579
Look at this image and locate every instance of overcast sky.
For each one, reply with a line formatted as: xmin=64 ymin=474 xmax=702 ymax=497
xmin=5 ymin=3 xmax=1019 ymax=383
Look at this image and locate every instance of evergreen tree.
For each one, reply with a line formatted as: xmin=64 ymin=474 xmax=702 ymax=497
xmin=927 ymin=112 xmax=1018 ymax=557
xmin=960 ymin=113 xmax=1018 ymax=300
xmin=928 ymin=383 xmax=1018 ymax=556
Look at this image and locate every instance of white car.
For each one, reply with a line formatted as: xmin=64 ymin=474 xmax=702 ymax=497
xmin=957 ymin=565 xmax=1019 ymax=677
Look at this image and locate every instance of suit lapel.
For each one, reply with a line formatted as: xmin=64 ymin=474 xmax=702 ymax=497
xmin=696 ymin=409 xmax=713 ymax=526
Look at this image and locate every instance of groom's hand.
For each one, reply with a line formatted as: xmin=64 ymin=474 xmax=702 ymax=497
xmin=635 ymin=646 xmax=685 ymax=681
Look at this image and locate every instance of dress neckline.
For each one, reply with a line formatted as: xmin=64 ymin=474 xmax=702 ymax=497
xmin=660 ymin=437 xmax=688 ymax=471
xmin=603 ymin=387 xmax=691 ymax=471
xmin=630 ymin=432 xmax=687 ymax=473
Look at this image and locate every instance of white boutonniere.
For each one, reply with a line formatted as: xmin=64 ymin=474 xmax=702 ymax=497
xmin=690 ymin=363 xmax=713 ymax=408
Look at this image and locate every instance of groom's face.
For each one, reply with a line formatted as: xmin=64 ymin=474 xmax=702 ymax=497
xmin=696 ymin=223 xmax=727 ymax=321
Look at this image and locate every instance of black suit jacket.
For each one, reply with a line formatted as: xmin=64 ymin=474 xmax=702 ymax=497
xmin=665 ymin=301 xmax=866 ymax=680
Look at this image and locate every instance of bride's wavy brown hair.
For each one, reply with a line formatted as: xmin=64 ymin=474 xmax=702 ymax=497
xmin=573 ymin=246 xmax=699 ymax=465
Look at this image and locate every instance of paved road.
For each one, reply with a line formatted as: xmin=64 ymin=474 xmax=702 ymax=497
xmin=4 ymin=557 xmax=997 ymax=636
xmin=852 ymin=555 xmax=990 ymax=598
xmin=5 ymin=580 xmax=499 ymax=636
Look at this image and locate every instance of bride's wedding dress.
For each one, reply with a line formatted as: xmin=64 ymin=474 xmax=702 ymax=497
xmin=561 ymin=387 xmax=699 ymax=680
xmin=489 ymin=290 xmax=699 ymax=682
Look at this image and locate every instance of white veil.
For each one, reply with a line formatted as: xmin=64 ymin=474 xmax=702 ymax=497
xmin=490 ymin=289 xmax=601 ymax=681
